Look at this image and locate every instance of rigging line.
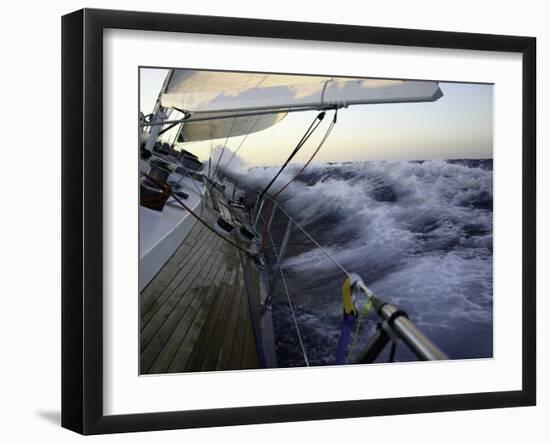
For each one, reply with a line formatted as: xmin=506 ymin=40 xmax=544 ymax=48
xmin=270 ymin=200 xmax=350 ymax=277
xmin=223 ymin=115 xmax=261 ymax=171
xmin=172 ymin=167 xmax=204 ymax=199
xmin=212 ymin=117 xmax=238 ymax=177
xmin=257 ymin=111 xmax=326 ymax=202
xmin=144 ymin=174 xmax=251 ymax=255
xmin=262 ymin=214 xmax=310 ymax=366
xmin=170 ymin=105 xmax=187 ymax=115
xmin=279 ymin=260 xmax=310 ymax=367
xmin=208 ymin=139 xmax=213 ymax=178
xmin=272 ymin=110 xmax=338 ymax=198
xmin=157 ymin=120 xmax=180 ymax=137
xmin=170 ymin=123 xmax=180 ymax=149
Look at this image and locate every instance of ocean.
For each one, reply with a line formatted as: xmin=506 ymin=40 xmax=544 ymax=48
xmin=230 ymin=159 xmax=493 ymax=367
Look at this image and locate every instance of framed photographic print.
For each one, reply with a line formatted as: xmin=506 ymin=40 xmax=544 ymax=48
xmin=61 ymin=8 xmax=536 ymax=435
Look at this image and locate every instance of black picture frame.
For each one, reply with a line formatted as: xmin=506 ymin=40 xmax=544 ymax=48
xmin=61 ymin=8 xmax=536 ymax=435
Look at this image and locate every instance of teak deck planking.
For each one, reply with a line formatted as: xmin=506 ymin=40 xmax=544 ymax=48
xmin=140 ymin=192 xmax=262 ymax=374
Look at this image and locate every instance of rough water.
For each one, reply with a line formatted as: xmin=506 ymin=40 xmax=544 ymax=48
xmin=230 ymin=159 xmax=493 ymax=367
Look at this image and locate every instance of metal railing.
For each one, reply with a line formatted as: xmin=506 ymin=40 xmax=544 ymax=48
xmin=352 ymin=278 xmax=448 ymax=362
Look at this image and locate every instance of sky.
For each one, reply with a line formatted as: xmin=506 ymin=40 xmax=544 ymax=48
xmin=139 ymin=68 xmax=493 ymax=167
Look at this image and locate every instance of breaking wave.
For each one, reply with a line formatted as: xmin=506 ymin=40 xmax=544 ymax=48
xmin=232 ymin=159 xmax=493 ymax=366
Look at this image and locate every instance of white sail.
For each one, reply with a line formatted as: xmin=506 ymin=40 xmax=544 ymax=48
xmin=178 ymin=111 xmax=287 ymax=142
xmin=161 ymin=70 xmax=443 ymax=114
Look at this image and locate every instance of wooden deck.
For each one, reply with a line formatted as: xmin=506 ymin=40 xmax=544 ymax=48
xmin=140 ymin=192 xmax=263 ymax=374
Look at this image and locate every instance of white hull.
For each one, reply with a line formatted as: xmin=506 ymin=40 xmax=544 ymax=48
xmin=139 ymin=172 xmax=205 ymax=291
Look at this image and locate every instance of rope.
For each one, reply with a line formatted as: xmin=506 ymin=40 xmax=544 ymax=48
xmin=172 ymin=167 xmax=204 ymax=199
xmin=258 ymin=111 xmax=325 ymax=201
xmin=144 ymin=174 xmax=251 ymax=255
xmin=157 ymin=120 xmax=180 ymax=137
xmin=212 ymin=117 xmax=237 ymax=177
xmin=272 ymin=110 xmax=338 ymax=198
xmin=208 ymin=140 xmax=213 ymax=177
xmin=140 ymin=181 xmax=171 ymax=205
xmin=263 ymin=215 xmax=310 ymax=366
xmin=279 ymin=262 xmax=310 ymax=366
xmin=270 ymin=201 xmax=351 ymax=277
xmin=258 ymin=199 xmax=274 ymax=254
xmin=223 ymin=115 xmax=261 ymax=171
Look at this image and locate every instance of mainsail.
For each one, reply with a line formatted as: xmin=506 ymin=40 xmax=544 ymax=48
xmin=177 ymin=111 xmax=287 ymax=143
xmin=159 ymin=70 xmax=443 ymax=142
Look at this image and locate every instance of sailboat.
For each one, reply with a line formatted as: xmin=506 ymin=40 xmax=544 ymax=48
xmin=138 ymin=69 xmax=447 ymax=374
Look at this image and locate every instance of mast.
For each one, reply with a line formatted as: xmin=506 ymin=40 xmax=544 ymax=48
xmin=142 ymin=70 xmax=174 ymax=153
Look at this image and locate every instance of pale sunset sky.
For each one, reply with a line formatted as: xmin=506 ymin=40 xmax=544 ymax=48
xmin=139 ymin=68 xmax=493 ymax=166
